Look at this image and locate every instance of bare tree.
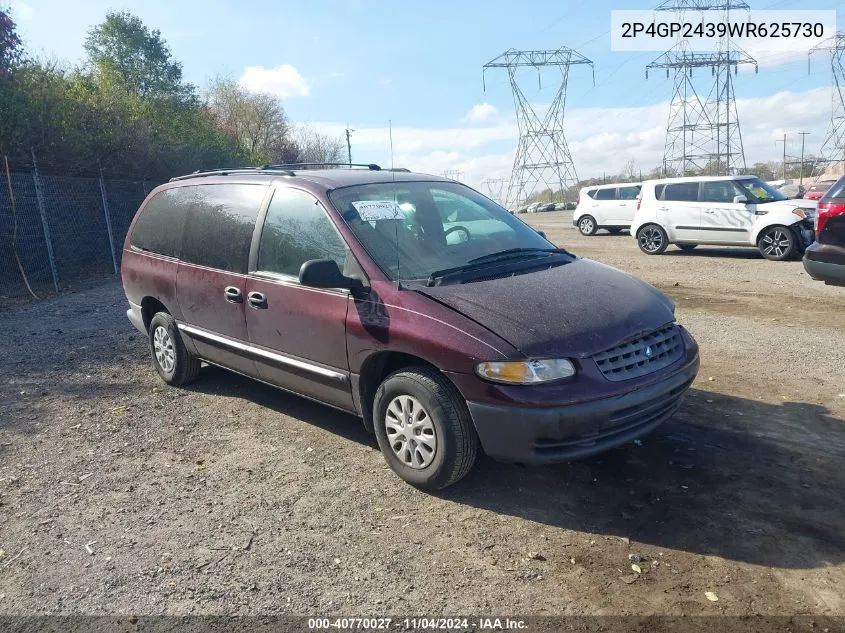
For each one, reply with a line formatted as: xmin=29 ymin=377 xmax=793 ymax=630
xmin=291 ymin=124 xmax=345 ymax=164
xmin=204 ymin=76 xmax=290 ymax=161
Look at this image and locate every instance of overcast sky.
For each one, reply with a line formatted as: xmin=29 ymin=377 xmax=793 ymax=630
xmin=8 ymin=0 xmax=843 ymax=191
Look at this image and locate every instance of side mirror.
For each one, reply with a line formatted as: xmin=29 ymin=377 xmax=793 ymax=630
xmin=299 ymin=259 xmax=367 ymax=295
xmin=537 ymin=230 xmax=547 ymax=238
xmin=733 ymin=195 xmax=748 ymax=204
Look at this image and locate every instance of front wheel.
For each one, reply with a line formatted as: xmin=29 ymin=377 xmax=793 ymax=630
xmin=636 ymin=224 xmax=669 ymax=255
xmin=578 ymin=215 xmax=598 ymax=236
xmin=373 ymin=367 xmax=479 ymax=490
xmin=758 ymin=225 xmax=797 ymax=261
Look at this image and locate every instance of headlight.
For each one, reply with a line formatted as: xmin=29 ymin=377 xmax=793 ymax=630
xmin=792 ymin=208 xmax=806 ymax=219
xmin=474 ymin=359 xmax=576 ymax=384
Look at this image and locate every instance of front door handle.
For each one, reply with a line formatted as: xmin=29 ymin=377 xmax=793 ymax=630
xmin=704 ymin=210 xmax=716 ymax=214
xmin=247 ymin=291 xmax=267 ymax=309
xmin=224 ymin=286 xmax=242 ymax=303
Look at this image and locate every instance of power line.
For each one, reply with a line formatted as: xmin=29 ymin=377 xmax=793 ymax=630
xmin=646 ymin=0 xmax=757 ymax=176
xmin=482 ymin=48 xmax=594 ymax=208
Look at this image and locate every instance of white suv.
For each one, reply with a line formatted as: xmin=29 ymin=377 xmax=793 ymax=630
xmin=572 ymin=182 xmax=641 ymax=236
xmin=631 ymin=175 xmax=816 ymax=261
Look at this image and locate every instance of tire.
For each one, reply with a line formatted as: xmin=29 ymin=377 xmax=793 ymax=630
xmin=148 ymin=312 xmax=201 ymax=386
xmin=758 ymin=225 xmax=798 ymax=261
xmin=578 ymin=215 xmax=598 ymax=236
xmin=677 ymin=244 xmax=698 ymax=252
xmin=373 ymin=366 xmax=479 ymax=490
xmin=636 ymin=224 xmax=669 ymax=255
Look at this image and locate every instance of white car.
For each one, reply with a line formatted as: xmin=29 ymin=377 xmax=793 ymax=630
xmin=631 ymin=175 xmax=816 ymax=261
xmin=572 ymin=182 xmax=641 ymax=235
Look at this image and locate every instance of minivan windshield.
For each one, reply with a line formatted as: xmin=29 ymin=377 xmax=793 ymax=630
xmin=329 ymin=181 xmax=561 ymax=282
xmin=737 ymin=177 xmax=788 ymax=204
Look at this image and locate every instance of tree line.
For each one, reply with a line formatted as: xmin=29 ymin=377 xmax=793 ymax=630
xmin=0 ymin=8 xmax=344 ymax=179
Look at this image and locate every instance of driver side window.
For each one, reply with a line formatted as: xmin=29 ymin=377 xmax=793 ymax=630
xmin=257 ymin=188 xmax=348 ymax=277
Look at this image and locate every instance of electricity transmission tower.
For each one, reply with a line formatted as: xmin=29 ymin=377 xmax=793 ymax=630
xmin=646 ymin=1 xmax=757 ymax=176
xmin=441 ymin=169 xmax=464 ymax=181
xmin=483 ymin=48 xmax=593 ymax=209
xmin=483 ymin=177 xmax=509 ymax=205
xmin=809 ymin=32 xmax=845 ymax=177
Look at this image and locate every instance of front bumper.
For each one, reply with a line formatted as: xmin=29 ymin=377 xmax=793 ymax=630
xmin=803 ymin=242 xmax=845 ymax=286
xmin=466 ymin=354 xmax=699 ymax=464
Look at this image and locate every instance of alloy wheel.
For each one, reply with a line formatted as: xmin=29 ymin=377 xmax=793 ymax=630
xmin=761 ymin=229 xmax=791 ymax=259
xmin=579 ymin=217 xmax=595 ymax=234
xmin=639 ymin=226 xmax=664 ymax=253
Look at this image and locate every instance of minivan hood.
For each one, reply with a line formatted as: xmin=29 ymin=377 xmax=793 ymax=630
xmin=414 ymin=258 xmax=675 ymax=358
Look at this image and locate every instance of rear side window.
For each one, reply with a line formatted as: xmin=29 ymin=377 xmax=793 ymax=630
xmin=619 ymin=186 xmax=640 ymax=200
xmin=824 ymin=176 xmax=845 ymax=199
xmin=663 ymin=183 xmax=699 ymax=202
xmin=594 ymin=187 xmax=616 ymax=201
xmin=585 ymin=189 xmax=598 ymax=199
xmin=180 ymin=184 xmax=267 ymax=274
xmin=257 ymin=188 xmax=348 ymax=277
xmin=130 ymin=189 xmax=187 ymax=257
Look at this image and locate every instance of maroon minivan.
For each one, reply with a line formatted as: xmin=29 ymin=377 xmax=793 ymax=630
xmin=121 ymin=165 xmax=700 ymax=489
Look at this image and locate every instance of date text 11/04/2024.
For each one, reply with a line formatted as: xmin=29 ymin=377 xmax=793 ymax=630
xmin=307 ymin=618 xmax=528 ymax=630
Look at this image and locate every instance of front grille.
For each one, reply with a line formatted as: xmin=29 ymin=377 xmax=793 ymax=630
xmin=593 ymin=324 xmax=683 ymax=382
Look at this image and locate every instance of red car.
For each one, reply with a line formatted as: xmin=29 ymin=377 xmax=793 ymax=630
xmin=802 ymin=180 xmax=836 ymax=201
xmin=804 ymin=175 xmax=845 ymax=286
xmin=121 ymin=165 xmax=699 ymax=489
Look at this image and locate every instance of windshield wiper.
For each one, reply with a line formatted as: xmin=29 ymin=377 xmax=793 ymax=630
xmin=467 ymin=247 xmax=572 ymax=264
xmin=426 ymin=248 xmax=571 ymax=287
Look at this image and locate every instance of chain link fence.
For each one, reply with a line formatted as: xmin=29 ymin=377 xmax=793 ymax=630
xmin=1 ymin=159 xmax=159 ymax=303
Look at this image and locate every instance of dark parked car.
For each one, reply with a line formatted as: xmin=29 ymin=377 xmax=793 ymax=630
xmin=122 ymin=165 xmax=700 ymax=489
xmin=804 ymin=175 xmax=845 ymax=286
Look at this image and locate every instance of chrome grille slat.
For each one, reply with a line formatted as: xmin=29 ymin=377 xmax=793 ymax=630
xmin=593 ymin=324 xmax=683 ymax=381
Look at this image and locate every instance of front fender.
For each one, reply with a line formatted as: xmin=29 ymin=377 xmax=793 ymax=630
xmin=750 ymin=211 xmax=805 ymax=244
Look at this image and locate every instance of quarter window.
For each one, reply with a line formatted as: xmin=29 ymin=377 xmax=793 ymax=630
xmin=257 ymin=188 xmax=348 ymax=277
xmin=594 ymin=187 xmax=616 ymax=201
xmin=179 ymin=184 xmax=267 ymax=274
xmin=662 ymin=183 xmax=699 ymax=202
xmin=130 ymin=189 xmax=188 ymax=258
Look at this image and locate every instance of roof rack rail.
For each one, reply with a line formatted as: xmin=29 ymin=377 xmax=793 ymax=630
xmin=169 ymin=166 xmax=295 ymax=182
xmin=260 ymin=162 xmax=381 ymax=171
xmin=386 ymin=167 xmax=410 ymax=172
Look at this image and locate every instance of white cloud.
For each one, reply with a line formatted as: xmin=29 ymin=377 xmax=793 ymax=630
xmin=238 ymin=65 xmax=310 ymax=98
xmin=464 ymin=102 xmax=499 ymax=123
xmin=310 ymin=87 xmax=833 ymax=195
xmin=9 ymin=0 xmax=34 ymax=21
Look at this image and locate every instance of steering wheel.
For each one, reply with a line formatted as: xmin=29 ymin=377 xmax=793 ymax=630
xmin=444 ymin=225 xmax=471 ymax=242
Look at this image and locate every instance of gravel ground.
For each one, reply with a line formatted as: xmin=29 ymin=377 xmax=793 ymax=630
xmin=1 ymin=211 xmax=843 ymax=618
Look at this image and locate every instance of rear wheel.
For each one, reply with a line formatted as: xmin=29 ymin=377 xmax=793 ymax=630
xmin=678 ymin=244 xmax=698 ymax=252
xmin=758 ymin=225 xmax=797 ymax=261
xmin=373 ymin=366 xmax=478 ymax=490
xmin=636 ymin=224 xmax=669 ymax=255
xmin=148 ymin=312 xmax=201 ymax=386
xmin=578 ymin=215 xmax=598 ymax=236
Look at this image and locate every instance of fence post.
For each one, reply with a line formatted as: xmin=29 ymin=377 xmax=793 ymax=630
xmin=31 ymin=150 xmax=59 ymax=293
xmin=98 ymin=164 xmax=119 ymax=274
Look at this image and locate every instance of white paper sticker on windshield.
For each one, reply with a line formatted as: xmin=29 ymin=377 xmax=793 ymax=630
xmin=351 ymin=200 xmax=402 ymax=221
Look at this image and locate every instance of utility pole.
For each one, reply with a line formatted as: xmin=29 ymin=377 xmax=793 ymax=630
xmin=798 ymin=131 xmax=811 ymax=184
xmin=775 ymin=133 xmax=787 ymax=179
xmin=345 ymin=126 xmax=354 ymax=166
xmin=809 ymin=33 xmax=845 ymax=177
